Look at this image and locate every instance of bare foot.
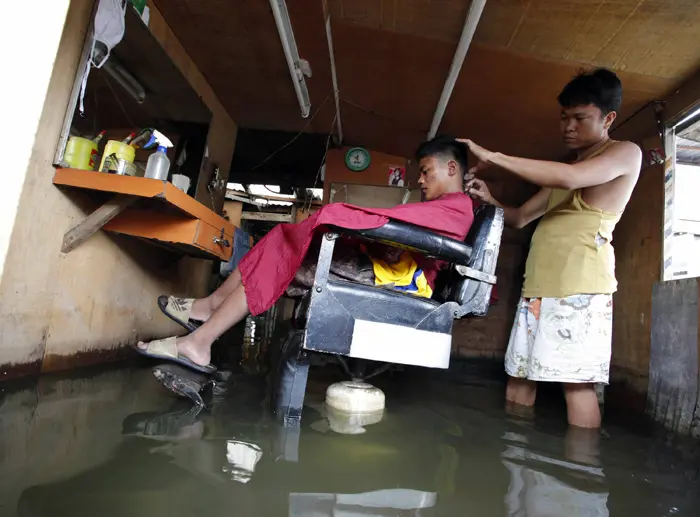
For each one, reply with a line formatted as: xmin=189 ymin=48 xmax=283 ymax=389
xmin=137 ymin=335 xmax=212 ymax=367
xmin=189 ymin=298 xmax=213 ymax=322
xmin=177 ymin=334 xmax=212 ymax=366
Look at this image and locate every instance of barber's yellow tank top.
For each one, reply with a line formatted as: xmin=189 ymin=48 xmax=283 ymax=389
xmin=522 ymin=142 xmax=622 ymax=298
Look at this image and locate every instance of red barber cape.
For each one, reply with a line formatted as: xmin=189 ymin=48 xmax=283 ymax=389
xmin=239 ymin=192 xmax=474 ymax=315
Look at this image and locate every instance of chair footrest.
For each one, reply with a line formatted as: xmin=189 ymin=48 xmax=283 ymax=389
xmin=347 ymin=319 xmax=451 ymax=369
xmin=455 ymin=265 xmax=497 ymax=285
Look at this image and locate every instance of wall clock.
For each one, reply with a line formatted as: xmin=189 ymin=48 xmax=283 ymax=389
xmin=345 ymin=147 xmax=371 ymax=172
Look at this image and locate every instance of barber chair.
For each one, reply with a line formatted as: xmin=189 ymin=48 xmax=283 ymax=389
xmin=274 ymin=204 xmax=504 ymax=422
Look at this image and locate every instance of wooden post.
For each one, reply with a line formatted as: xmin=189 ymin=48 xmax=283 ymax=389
xmin=241 ymin=211 xmax=293 ymax=223
xmin=648 ymin=279 xmax=699 ymax=435
xmin=61 ymin=195 xmax=137 ymax=253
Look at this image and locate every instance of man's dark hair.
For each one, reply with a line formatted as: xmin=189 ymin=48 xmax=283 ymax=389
xmin=558 ymin=68 xmax=622 ymax=115
xmin=415 ymin=135 xmax=468 ymax=176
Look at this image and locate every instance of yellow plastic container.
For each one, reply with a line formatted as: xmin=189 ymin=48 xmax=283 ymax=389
xmin=64 ymin=136 xmax=98 ymax=170
xmin=98 ymin=140 xmax=136 ymax=175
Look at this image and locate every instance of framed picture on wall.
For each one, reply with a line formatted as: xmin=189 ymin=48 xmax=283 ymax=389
xmin=388 ymin=166 xmax=405 ymax=187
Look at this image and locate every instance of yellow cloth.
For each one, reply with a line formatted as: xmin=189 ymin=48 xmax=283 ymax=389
xmin=371 ymin=251 xmax=433 ymax=298
xmin=522 ymin=141 xmax=622 ymax=298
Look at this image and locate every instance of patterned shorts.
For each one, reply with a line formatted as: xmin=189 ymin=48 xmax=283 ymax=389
xmin=504 ymin=294 xmax=613 ymax=384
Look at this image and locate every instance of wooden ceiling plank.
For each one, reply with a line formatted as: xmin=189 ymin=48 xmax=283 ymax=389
xmin=506 ymin=0 xmax=531 ymax=48
xmin=153 ymin=0 xmax=699 ymax=166
xmin=562 ymin=0 xmax=606 ymax=60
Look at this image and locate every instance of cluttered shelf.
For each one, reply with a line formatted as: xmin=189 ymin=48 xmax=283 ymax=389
xmin=53 ymin=168 xmax=235 ymax=261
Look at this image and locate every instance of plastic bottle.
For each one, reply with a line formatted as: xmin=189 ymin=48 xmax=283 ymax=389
xmin=144 ymin=130 xmax=174 ymax=180
xmin=145 ymin=146 xmax=170 ymax=180
xmin=64 ymin=136 xmax=98 ymax=170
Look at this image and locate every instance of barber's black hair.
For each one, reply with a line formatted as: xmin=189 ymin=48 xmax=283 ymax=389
xmin=558 ymin=68 xmax=622 ymax=115
xmin=415 ymin=135 xmax=468 ymax=176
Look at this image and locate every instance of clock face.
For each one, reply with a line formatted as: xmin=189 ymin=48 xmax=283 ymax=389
xmin=345 ymin=147 xmax=371 ymax=172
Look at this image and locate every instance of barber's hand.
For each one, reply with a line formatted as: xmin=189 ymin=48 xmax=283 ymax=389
xmin=465 ymin=177 xmax=495 ymax=205
xmin=457 ymin=139 xmax=494 ymax=175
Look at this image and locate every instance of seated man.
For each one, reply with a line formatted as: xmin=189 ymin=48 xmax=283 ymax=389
xmin=135 ymin=136 xmax=475 ymax=373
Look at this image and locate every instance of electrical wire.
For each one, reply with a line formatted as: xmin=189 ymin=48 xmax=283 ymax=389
xmin=312 ymin=113 xmax=337 ymax=189
xmin=92 ymin=86 xmax=99 ymax=137
xmin=303 ymin=111 xmax=337 ymax=212
xmin=248 ymin=96 xmax=332 ymax=173
xmin=611 ymin=100 xmax=658 ymax=134
xmin=340 ymin=98 xmax=427 ymax=135
xmin=263 ymin=184 xmax=282 ymax=194
xmin=102 ymin=72 xmax=141 ymax=130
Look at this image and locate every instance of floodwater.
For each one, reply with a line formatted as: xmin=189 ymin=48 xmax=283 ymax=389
xmin=1 ymin=360 xmax=698 ymax=517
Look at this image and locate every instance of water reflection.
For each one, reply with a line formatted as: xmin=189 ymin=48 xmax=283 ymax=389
xmin=311 ymin=405 xmax=385 ymax=435
xmin=290 ymin=489 xmax=437 ymax=516
xmin=502 ymin=426 xmax=608 ymax=516
xmin=0 ymin=365 xmax=698 ymax=517
xmin=224 ymin=440 xmax=263 ymax=483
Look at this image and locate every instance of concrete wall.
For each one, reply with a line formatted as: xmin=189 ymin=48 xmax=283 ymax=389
xmin=0 ymin=0 xmax=237 ymax=377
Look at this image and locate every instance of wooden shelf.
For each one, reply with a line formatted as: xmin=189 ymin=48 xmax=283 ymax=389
xmin=53 ymin=168 xmax=235 ymax=261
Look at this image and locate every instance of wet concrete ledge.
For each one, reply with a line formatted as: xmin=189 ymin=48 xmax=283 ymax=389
xmin=0 ymin=345 xmax=138 ymax=381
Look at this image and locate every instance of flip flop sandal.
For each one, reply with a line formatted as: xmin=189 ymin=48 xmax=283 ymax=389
xmin=132 ymin=337 xmax=216 ymax=374
xmin=158 ymin=295 xmax=203 ymax=333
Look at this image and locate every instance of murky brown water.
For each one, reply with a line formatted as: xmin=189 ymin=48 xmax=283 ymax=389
xmin=1 ymin=361 xmax=698 ymax=516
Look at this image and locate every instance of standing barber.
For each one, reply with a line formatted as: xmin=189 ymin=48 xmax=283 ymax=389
xmin=461 ymin=68 xmax=642 ymax=428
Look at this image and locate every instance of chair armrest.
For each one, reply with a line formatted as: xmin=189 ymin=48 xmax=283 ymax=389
xmin=332 ymin=220 xmax=472 ymax=265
